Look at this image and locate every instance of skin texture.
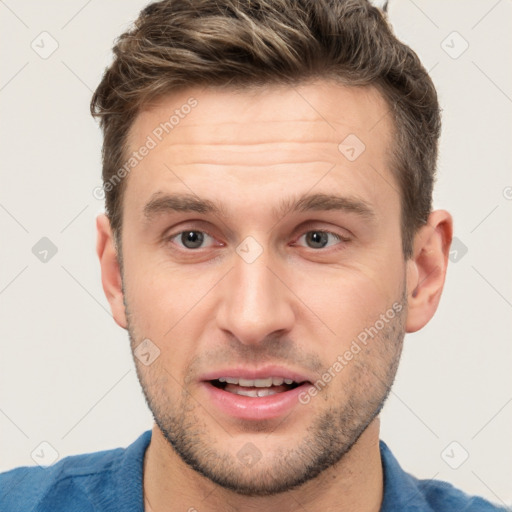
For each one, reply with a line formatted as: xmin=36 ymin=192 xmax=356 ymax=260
xmin=96 ymin=80 xmax=453 ymax=512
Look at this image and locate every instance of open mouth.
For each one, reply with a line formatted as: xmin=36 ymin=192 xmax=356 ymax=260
xmin=203 ymin=373 xmax=314 ymax=419
xmin=209 ymin=377 xmax=304 ymax=397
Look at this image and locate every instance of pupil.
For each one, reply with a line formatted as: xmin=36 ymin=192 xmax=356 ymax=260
xmin=182 ymin=231 xmax=204 ymax=249
xmin=307 ymin=231 xmax=327 ymax=249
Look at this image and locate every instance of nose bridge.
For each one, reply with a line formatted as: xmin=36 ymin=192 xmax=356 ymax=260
xmin=216 ymin=238 xmax=295 ymax=344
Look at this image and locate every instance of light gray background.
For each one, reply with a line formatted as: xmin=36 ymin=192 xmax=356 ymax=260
xmin=1 ymin=0 xmax=511 ymax=507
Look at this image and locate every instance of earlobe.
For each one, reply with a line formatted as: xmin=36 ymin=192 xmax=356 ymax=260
xmin=96 ymin=214 xmax=128 ymax=329
xmin=405 ymin=210 xmax=453 ymax=333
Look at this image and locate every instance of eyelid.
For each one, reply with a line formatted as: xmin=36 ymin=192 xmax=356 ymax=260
xmin=291 ymin=219 xmax=354 ymax=240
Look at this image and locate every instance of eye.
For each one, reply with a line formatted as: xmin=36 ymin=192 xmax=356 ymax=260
xmin=168 ymin=230 xmax=216 ymax=250
xmin=165 ymin=228 xmax=350 ymax=252
xmin=294 ymin=230 xmax=349 ymax=250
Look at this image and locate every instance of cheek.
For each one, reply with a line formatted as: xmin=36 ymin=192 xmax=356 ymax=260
xmin=122 ymin=257 xmax=213 ymax=374
xmin=122 ymin=246 xmax=190 ymax=322
xmin=294 ymin=263 xmax=402 ymax=345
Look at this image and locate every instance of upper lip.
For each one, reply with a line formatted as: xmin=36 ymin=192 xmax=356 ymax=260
xmin=199 ymin=365 xmax=314 ymax=384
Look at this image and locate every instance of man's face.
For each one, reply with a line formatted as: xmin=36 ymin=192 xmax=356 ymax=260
xmin=119 ymin=81 xmax=408 ymax=495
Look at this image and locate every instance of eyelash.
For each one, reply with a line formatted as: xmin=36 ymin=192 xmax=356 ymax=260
xmin=165 ymin=228 xmax=350 ymax=252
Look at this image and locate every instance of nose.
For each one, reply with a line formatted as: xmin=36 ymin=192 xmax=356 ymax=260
xmin=215 ymin=244 xmax=296 ymax=347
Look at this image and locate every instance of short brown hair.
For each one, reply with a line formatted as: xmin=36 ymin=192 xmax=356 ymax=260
xmin=91 ymin=0 xmax=440 ymax=258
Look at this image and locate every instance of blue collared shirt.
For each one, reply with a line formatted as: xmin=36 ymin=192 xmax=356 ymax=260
xmin=0 ymin=430 xmax=506 ymax=511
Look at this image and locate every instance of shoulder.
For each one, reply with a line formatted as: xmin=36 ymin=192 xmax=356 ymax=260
xmin=0 ymin=431 xmax=151 ymax=512
xmin=379 ymin=440 xmax=508 ymax=512
xmin=417 ymin=476 xmax=508 ymax=511
xmin=0 ymin=447 xmax=123 ymax=512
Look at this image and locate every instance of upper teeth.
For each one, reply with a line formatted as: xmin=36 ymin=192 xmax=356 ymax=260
xmin=218 ymin=377 xmax=295 ymax=387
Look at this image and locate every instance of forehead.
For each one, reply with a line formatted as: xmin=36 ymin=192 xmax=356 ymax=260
xmin=122 ymin=80 xmax=398 ymax=224
xmin=129 ymin=80 xmax=392 ymax=148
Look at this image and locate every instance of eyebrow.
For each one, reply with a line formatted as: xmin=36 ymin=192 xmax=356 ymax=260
xmin=143 ymin=191 xmax=376 ymax=223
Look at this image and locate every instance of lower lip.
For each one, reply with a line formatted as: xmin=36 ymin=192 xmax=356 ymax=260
xmin=201 ymin=382 xmax=313 ymax=421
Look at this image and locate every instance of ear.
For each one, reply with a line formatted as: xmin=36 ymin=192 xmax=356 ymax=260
xmin=405 ymin=209 xmax=453 ymax=333
xmin=96 ymin=214 xmax=127 ymax=329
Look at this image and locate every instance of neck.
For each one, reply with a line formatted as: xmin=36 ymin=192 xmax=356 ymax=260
xmin=143 ymin=417 xmax=383 ymax=512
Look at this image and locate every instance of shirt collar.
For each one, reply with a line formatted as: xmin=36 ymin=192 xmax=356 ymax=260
xmin=114 ymin=430 xmax=152 ymax=512
xmin=379 ymin=439 xmax=434 ymax=512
